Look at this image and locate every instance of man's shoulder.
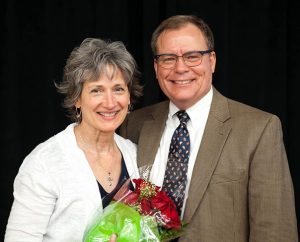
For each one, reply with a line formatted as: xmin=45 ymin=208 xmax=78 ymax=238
xmin=212 ymin=88 xmax=275 ymax=124
xmin=223 ymin=97 xmax=282 ymax=131
xmin=227 ymin=98 xmax=273 ymax=118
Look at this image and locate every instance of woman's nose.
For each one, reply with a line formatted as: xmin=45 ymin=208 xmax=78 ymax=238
xmin=103 ymin=92 xmax=116 ymax=108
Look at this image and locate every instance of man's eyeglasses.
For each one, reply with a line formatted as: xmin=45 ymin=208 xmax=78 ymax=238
xmin=154 ymin=50 xmax=213 ymax=69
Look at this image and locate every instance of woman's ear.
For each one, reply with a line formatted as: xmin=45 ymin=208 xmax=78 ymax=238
xmin=75 ymin=99 xmax=81 ymax=108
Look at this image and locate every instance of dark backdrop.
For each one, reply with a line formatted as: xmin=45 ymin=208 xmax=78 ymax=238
xmin=1 ymin=0 xmax=299 ymax=239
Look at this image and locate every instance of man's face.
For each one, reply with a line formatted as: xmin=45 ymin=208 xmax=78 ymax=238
xmin=154 ymin=23 xmax=216 ymax=110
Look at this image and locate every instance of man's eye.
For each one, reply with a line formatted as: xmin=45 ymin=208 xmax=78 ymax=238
xmin=162 ymin=56 xmax=176 ymax=63
xmin=185 ymin=54 xmax=201 ymax=61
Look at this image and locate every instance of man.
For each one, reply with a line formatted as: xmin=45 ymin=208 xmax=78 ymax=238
xmin=120 ymin=15 xmax=298 ymax=241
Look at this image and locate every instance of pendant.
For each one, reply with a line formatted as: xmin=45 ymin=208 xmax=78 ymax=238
xmin=107 ymin=172 xmax=113 ymax=186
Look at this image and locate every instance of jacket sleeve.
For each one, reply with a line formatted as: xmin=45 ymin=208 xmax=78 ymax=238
xmin=248 ymin=115 xmax=298 ymax=242
xmin=5 ymin=153 xmax=57 ymax=242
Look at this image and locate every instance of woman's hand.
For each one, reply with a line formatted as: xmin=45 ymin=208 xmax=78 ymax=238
xmin=109 ymin=234 xmax=117 ymax=242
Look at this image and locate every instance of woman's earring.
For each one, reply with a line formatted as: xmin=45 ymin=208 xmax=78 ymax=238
xmin=75 ymin=107 xmax=82 ymax=123
xmin=128 ymin=104 xmax=132 ymax=114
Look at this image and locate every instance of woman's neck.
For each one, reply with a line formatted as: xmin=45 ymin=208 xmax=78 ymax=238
xmin=74 ymin=123 xmax=122 ymax=190
xmin=74 ymin=124 xmax=116 ymax=155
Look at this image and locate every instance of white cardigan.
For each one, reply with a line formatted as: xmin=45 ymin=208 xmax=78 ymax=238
xmin=5 ymin=123 xmax=139 ymax=242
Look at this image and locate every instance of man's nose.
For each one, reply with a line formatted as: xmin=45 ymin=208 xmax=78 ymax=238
xmin=174 ymin=56 xmax=189 ymax=72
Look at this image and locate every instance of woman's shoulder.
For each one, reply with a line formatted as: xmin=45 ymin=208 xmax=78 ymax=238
xmin=29 ymin=124 xmax=74 ymax=154
xmin=19 ymin=124 xmax=76 ymax=172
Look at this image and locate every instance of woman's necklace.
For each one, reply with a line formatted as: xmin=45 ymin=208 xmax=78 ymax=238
xmin=77 ymin=132 xmax=115 ymax=187
xmin=95 ymin=162 xmax=113 ymax=187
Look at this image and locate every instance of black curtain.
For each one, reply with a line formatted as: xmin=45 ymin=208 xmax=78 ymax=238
xmin=1 ymin=0 xmax=299 ymax=239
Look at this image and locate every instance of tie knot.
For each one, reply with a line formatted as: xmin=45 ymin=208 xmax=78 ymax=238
xmin=176 ymin=110 xmax=190 ymax=125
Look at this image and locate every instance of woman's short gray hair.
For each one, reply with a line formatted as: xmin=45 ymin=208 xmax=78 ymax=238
xmin=56 ymin=38 xmax=143 ymax=121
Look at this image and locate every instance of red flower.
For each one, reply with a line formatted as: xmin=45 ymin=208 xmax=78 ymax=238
xmin=122 ymin=178 xmax=182 ymax=230
xmin=140 ymin=198 xmax=152 ymax=215
xmin=151 ymin=191 xmax=181 ymax=229
xmin=132 ymin=178 xmax=144 ymax=196
xmin=132 ymin=178 xmax=159 ymax=198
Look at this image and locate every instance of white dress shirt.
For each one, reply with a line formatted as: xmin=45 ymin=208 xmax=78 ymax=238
xmin=150 ymin=88 xmax=213 ymax=217
xmin=5 ymin=123 xmax=139 ymax=242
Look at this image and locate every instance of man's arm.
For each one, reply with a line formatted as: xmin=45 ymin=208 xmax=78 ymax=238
xmin=248 ymin=115 xmax=298 ymax=241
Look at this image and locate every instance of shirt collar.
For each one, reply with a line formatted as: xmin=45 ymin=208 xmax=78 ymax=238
xmin=168 ymin=87 xmax=213 ymax=126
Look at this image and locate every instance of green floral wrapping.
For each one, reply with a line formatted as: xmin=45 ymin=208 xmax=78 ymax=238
xmin=84 ymin=202 xmax=141 ymax=242
xmin=83 ymin=201 xmax=162 ymax=242
xmin=83 ymin=177 xmax=185 ymax=242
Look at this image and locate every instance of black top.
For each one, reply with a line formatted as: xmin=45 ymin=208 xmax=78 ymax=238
xmin=97 ymin=156 xmax=133 ymax=208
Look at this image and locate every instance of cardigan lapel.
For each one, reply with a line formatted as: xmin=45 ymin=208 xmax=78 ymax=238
xmin=137 ymin=101 xmax=169 ymax=168
xmin=61 ymin=124 xmax=102 ymax=210
xmin=183 ymin=88 xmax=232 ymax=223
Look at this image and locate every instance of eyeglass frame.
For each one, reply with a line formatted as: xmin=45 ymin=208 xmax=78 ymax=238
xmin=154 ymin=50 xmax=213 ymax=69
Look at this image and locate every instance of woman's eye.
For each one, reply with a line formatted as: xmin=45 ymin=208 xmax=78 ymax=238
xmin=114 ymin=87 xmax=125 ymax=93
xmin=91 ymin=89 xmax=101 ymax=93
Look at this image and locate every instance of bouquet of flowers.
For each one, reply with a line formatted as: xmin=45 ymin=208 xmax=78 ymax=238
xmin=83 ymin=166 xmax=185 ymax=242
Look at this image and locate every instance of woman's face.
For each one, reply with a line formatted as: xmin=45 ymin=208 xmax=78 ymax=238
xmin=76 ymin=65 xmax=130 ymax=135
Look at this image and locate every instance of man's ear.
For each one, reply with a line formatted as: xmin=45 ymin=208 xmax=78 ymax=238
xmin=154 ymin=60 xmax=159 ymax=79
xmin=210 ymin=51 xmax=216 ymax=73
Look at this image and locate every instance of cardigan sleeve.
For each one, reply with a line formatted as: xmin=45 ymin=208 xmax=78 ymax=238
xmin=5 ymin=151 xmax=58 ymax=242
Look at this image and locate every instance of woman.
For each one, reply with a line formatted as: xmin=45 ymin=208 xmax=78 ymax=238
xmin=5 ymin=38 xmax=143 ymax=241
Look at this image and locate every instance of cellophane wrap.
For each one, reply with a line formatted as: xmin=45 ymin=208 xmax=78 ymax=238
xmin=83 ymin=165 xmax=186 ymax=242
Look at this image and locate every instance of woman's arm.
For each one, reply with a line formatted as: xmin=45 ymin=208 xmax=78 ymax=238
xmin=5 ymin=154 xmax=57 ymax=242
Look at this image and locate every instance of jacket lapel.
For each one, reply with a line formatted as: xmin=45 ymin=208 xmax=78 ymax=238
xmin=137 ymin=101 xmax=169 ymax=168
xmin=184 ymin=88 xmax=232 ymax=223
xmin=136 ymin=90 xmax=232 ymax=223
